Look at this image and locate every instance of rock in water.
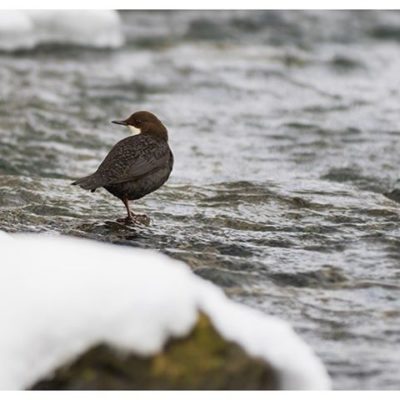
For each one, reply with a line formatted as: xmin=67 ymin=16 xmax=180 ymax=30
xmin=384 ymin=189 xmax=400 ymax=204
xmin=0 ymin=233 xmax=330 ymax=390
xmin=31 ymin=315 xmax=278 ymax=390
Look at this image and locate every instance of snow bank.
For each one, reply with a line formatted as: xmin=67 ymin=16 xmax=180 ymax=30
xmin=0 ymin=11 xmax=35 ymax=51
xmin=0 ymin=10 xmax=123 ymax=51
xmin=0 ymin=233 xmax=330 ymax=390
xmin=0 ymin=230 xmax=12 ymax=240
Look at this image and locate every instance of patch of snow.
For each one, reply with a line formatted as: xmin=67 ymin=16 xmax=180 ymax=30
xmin=0 ymin=231 xmax=12 ymax=240
xmin=199 ymin=284 xmax=330 ymax=390
xmin=0 ymin=11 xmax=35 ymax=51
xmin=0 ymin=233 xmax=330 ymax=390
xmin=0 ymin=10 xmax=123 ymax=51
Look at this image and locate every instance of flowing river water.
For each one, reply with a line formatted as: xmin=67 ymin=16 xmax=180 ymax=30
xmin=1 ymin=11 xmax=400 ymax=389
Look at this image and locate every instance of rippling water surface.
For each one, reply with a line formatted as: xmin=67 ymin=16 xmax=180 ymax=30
xmin=1 ymin=11 xmax=400 ymax=389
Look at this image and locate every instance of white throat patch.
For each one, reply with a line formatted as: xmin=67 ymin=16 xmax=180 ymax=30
xmin=128 ymin=125 xmax=141 ymax=135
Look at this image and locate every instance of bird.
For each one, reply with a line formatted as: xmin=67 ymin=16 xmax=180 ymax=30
xmin=72 ymin=111 xmax=173 ymax=225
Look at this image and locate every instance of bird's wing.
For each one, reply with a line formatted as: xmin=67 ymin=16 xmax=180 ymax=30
xmin=95 ymin=135 xmax=170 ymax=186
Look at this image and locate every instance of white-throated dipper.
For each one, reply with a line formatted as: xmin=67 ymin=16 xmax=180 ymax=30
xmin=72 ymin=111 xmax=173 ymax=224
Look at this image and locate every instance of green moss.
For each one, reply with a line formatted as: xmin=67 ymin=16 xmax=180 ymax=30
xmin=30 ymin=314 xmax=278 ymax=390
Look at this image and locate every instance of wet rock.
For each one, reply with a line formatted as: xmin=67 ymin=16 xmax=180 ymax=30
xmin=30 ymin=314 xmax=277 ymax=390
xmin=185 ymin=19 xmax=232 ymax=40
xmin=321 ymin=167 xmax=388 ymax=193
xmin=329 ymin=55 xmax=363 ymax=71
xmin=195 ymin=267 xmax=246 ymax=288
xmin=270 ymin=265 xmax=347 ymax=289
xmin=383 ymin=189 xmax=400 ymax=204
xmin=369 ymin=25 xmax=400 ymax=41
xmin=291 ymin=196 xmax=311 ymax=208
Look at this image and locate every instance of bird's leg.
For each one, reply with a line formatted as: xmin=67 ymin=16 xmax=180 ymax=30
xmin=117 ymin=197 xmax=150 ymax=225
xmin=117 ymin=197 xmax=133 ymax=223
xmin=123 ymin=197 xmax=134 ymax=220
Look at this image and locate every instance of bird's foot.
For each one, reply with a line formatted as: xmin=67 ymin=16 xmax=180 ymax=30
xmin=132 ymin=213 xmax=151 ymax=226
xmin=117 ymin=214 xmax=150 ymax=226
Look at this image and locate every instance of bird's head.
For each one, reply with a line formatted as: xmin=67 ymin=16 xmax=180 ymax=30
xmin=112 ymin=111 xmax=166 ymax=136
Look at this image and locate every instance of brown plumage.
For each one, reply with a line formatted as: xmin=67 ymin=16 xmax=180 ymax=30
xmin=72 ymin=111 xmax=173 ymax=224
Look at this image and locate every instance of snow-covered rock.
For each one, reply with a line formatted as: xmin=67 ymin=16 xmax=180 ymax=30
xmin=0 ymin=10 xmax=123 ymax=51
xmin=0 ymin=233 xmax=330 ymax=390
xmin=0 ymin=11 xmax=35 ymax=51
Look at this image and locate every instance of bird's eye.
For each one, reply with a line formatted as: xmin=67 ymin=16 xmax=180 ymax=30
xmin=136 ymin=120 xmax=141 ymax=123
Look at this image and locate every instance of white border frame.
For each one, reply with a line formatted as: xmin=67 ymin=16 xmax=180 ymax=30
xmin=1 ymin=1 xmax=400 ymax=11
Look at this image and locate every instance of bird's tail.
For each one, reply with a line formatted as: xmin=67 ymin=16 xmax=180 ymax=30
xmin=71 ymin=173 xmax=101 ymax=192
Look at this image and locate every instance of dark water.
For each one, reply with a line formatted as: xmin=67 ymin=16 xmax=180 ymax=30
xmin=1 ymin=11 xmax=400 ymax=389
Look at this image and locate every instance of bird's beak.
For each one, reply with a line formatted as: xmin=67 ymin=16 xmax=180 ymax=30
xmin=112 ymin=120 xmax=128 ymax=126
